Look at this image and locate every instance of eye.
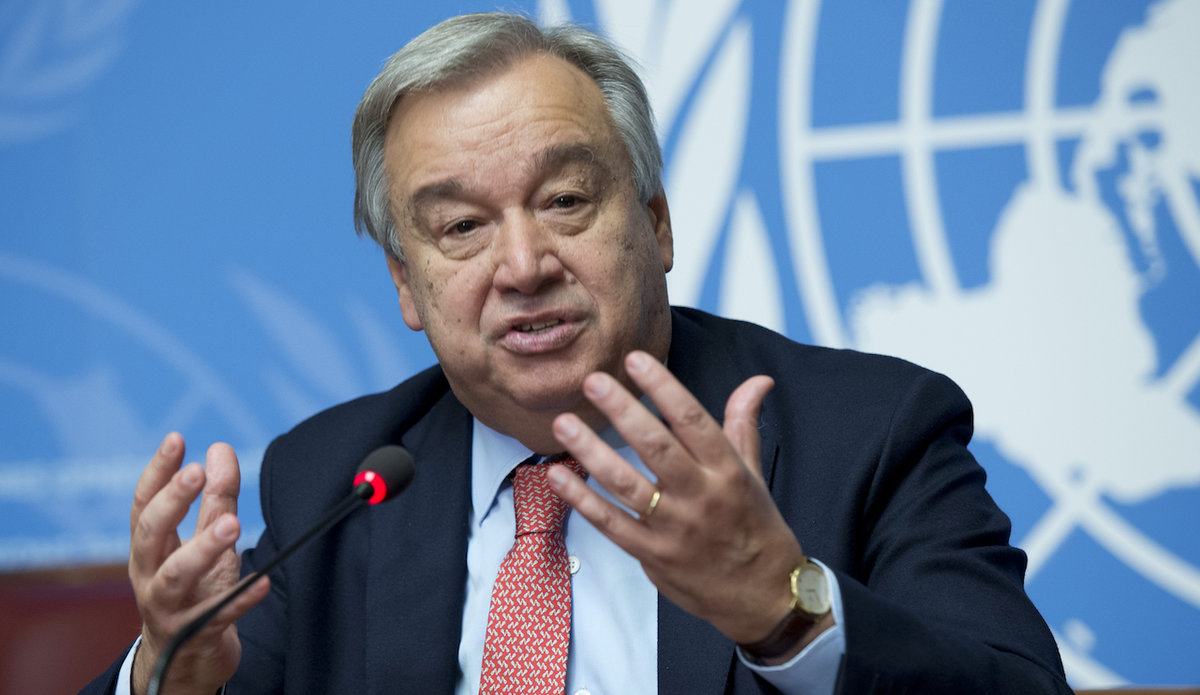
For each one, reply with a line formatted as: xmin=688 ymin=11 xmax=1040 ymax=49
xmin=450 ymin=219 xmax=478 ymax=234
xmin=552 ymin=195 xmax=578 ymax=209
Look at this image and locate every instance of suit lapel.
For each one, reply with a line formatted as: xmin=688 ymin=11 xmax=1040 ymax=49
xmin=364 ymin=389 xmax=473 ymax=694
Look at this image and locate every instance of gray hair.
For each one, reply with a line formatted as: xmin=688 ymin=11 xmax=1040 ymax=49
xmin=351 ymin=12 xmax=662 ymax=260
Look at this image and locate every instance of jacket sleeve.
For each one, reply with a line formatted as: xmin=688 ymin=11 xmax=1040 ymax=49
xmin=823 ymin=370 xmax=1071 ymax=694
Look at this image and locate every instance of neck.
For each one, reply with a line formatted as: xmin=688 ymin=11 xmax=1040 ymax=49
xmin=476 ymin=399 xmax=609 ymax=455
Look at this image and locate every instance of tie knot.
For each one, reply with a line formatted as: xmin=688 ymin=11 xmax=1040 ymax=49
xmin=512 ymin=457 xmax=584 ymax=536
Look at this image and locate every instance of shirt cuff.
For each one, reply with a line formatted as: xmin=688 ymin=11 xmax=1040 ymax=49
xmin=115 ymin=635 xmax=140 ymax=695
xmin=113 ymin=635 xmax=226 ymax=695
xmin=737 ymin=558 xmax=846 ymax=695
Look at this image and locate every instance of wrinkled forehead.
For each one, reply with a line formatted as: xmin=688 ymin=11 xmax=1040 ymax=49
xmin=382 ymin=54 xmax=628 ymax=191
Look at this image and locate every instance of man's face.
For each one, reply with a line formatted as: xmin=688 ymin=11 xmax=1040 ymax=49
xmin=383 ymin=54 xmax=673 ymax=448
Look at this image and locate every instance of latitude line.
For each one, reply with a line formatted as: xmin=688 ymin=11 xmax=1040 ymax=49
xmin=798 ymin=104 xmax=1164 ymax=160
xmin=1022 ymin=468 xmax=1200 ymax=610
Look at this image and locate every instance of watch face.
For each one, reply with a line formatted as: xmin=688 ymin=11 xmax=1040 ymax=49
xmin=796 ymin=563 xmax=832 ymax=616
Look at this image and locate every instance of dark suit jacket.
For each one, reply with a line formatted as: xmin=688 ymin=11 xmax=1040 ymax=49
xmin=84 ymin=307 xmax=1071 ymax=694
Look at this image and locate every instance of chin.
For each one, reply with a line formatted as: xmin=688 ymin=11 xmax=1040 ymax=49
xmin=506 ymin=383 xmax=587 ymax=414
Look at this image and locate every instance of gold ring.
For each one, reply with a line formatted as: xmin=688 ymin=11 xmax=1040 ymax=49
xmin=641 ymin=489 xmax=661 ymax=520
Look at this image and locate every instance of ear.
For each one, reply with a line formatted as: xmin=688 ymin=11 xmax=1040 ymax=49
xmin=647 ymin=190 xmax=674 ymax=273
xmin=385 ymin=254 xmax=425 ymax=331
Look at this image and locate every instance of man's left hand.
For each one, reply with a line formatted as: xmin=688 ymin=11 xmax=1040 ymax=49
xmin=547 ymin=350 xmax=813 ymax=648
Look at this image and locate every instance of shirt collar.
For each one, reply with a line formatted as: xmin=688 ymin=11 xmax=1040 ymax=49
xmin=470 ymin=418 xmax=536 ymax=528
xmin=469 ymin=416 xmax=638 ymax=528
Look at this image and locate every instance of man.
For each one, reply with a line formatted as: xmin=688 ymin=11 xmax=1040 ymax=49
xmin=86 ymin=12 xmax=1072 ymax=694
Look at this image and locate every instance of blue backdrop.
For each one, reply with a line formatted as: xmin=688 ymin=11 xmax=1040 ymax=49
xmin=2 ymin=0 xmax=1197 ymax=687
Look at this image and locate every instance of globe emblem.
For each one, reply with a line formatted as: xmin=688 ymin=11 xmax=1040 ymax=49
xmin=0 ymin=253 xmax=269 ymax=567
xmin=552 ymin=0 xmax=1200 ymax=686
xmin=0 ymin=0 xmax=420 ymax=568
xmin=800 ymin=2 xmax=1200 ymax=686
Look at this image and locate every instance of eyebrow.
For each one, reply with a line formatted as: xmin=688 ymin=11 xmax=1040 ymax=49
xmin=402 ymin=141 xmax=619 ymax=229
xmin=527 ymin=142 xmax=614 ymax=182
xmin=408 ymin=178 xmax=466 ymax=219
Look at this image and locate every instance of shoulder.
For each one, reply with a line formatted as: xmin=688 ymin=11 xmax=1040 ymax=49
xmin=279 ymin=364 xmax=451 ymax=447
xmin=257 ymin=364 xmax=453 ymax=509
xmin=669 ymin=305 xmax=964 ymax=411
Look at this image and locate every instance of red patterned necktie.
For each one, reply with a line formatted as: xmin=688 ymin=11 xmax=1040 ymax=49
xmin=480 ymin=457 xmax=584 ymax=694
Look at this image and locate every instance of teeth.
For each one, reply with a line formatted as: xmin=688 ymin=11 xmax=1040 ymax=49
xmin=518 ymin=320 xmax=560 ymax=333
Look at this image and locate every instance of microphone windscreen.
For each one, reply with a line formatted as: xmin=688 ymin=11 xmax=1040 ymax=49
xmin=354 ymin=445 xmax=415 ymax=504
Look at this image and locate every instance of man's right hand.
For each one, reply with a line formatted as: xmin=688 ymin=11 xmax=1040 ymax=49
xmin=127 ymin=433 xmax=269 ymax=695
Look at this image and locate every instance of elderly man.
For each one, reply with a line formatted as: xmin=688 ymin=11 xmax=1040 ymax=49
xmin=86 ymin=12 xmax=1071 ymax=695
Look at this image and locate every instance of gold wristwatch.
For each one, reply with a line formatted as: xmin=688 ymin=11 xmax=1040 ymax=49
xmin=740 ymin=557 xmax=832 ymax=660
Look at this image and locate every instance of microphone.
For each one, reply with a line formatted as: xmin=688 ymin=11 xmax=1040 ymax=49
xmin=146 ymin=445 xmax=415 ymax=695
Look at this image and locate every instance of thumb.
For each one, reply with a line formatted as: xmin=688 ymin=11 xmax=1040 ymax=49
xmin=723 ymin=375 xmax=775 ymax=479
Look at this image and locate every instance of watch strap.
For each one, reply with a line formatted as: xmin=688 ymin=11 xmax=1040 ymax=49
xmin=738 ymin=599 xmax=817 ymax=660
xmin=738 ymin=559 xmax=828 ymax=659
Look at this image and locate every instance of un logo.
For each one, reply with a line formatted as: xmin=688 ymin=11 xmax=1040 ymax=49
xmin=0 ymin=0 xmax=420 ymax=568
xmin=549 ymin=0 xmax=1200 ymax=686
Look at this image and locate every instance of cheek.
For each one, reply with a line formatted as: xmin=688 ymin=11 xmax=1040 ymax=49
xmin=620 ymin=226 xmax=638 ymax=253
xmin=399 ymin=258 xmax=444 ymax=327
xmin=417 ymin=263 xmax=489 ymax=331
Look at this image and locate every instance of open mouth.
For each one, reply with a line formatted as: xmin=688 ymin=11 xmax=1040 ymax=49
xmin=517 ymin=319 xmax=562 ymax=334
xmin=501 ymin=315 xmax=579 ymax=354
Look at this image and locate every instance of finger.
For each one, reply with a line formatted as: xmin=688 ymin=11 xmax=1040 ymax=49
xmin=131 ymin=433 xmax=186 ymax=534
xmin=141 ymin=573 xmax=270 ymax=656
xmin=196 ymin=443 xmax=241 ymax=532
xmin=578 ymin=370 xmax=696 ymax=490
xmin=130 ymin=462 xmax=206 ymax=580
xmin=200 ymin=573 xmax=271 ymax=633
xmin=552 ymin=412 xmax=660 ymax=516
xmin=149 ymin=513 xmax=242 ymax=609
xmin=546 ymin=461 xmax=651 ymax=557
xmin=622 ymin=350 xmax=731 ymax=467
xmin=723 ymin=376 xmax=774 ymax=479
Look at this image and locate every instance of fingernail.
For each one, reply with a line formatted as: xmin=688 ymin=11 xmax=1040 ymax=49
xmin=583 ymin=373 xmax=610 ymax=399
xmin=627 ymin=351 xmax=650 ymax=374
xmin=215 ymin=516 xmax=238 ymax=541
xmin=161 ymin=435 xmax=178 ymax=456
xmin=546 ymin=466 xmax=568 ymax=488
xmin=555 ymin=416 xmax=580 ymax=440
xmin=181 ymin=465 xmax=202 ymax=487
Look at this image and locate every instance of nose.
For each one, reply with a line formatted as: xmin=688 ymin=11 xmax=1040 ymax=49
xmin=491 ymin=211 xmax=564 ymax=294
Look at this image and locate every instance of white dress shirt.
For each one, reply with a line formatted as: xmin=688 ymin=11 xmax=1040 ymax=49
xmin=455 ymin=419 xmax=846 ymax=695
xmin=116 ymin=420 xmax=846 ymax=694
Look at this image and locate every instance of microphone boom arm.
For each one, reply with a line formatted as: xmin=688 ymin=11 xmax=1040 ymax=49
xmin=146 ymin=444 xmax=414 ymax=695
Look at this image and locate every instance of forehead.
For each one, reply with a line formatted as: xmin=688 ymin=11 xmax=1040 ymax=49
xmin=382 ymin=54 xmax=625 ymax=194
